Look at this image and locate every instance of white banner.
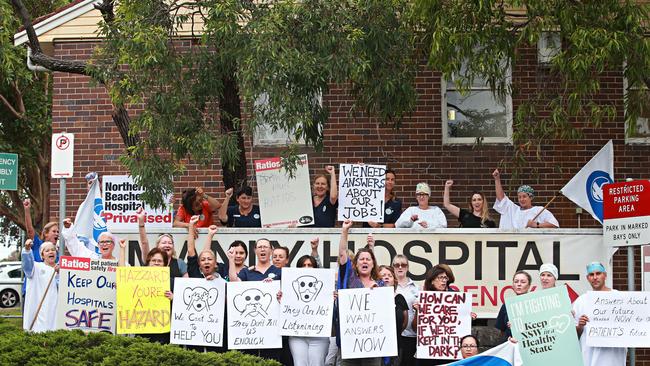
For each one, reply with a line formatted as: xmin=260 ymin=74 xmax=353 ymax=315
xmin=171 ymin=277 xmax=226 ymax=347
xmin=111 ymin=228 xmax=608 ymax=317
xmin=416 ymin=291 xmax=472 ymax=360
xmin=339 ymin=287 xmax=398 ymax=359
xmin=280 ymin=267 xmax=335 ymax=337
xmin=255 ymin=155 xmax=314 ymax=227
xmin=583 ymin=291 xmax=650 ymax=348
xmin=102 ymin=175 xmax=173 ymax=231
xmin=338 ymin=164 xmax=386 ymax=223
xmin=227 ymin=281 xmax=282 ymax=349
xmin=56 ymin=256 xmax=117 ymax=333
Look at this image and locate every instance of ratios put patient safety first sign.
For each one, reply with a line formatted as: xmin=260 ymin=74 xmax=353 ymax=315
xmin=56 ymin=256 xmax=117 ymax=333
xmin=102 ymin=175 xmax=173 ymax=231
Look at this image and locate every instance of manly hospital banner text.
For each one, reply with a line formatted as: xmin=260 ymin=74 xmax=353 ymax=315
xmin=110 ymin=228 xmax=607 ymax=317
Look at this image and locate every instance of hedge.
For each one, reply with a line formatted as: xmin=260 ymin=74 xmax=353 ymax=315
xmin=0 ymin=319 xmax=280 ymax=366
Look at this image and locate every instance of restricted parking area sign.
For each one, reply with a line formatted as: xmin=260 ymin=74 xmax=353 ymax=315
xmin=603 ymin=180 xmax=650 ymax=247
xmin=0 ymin=153 xmax=18 ymax=190
xmin=51 ymin=133 xmax=74 ymax=178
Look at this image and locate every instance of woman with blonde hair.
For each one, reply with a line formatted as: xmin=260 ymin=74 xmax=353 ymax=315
xmin=22 ymin=239 xmax=58 ymax=332
xmin=443 ymin=180 xmax=495 ymax=228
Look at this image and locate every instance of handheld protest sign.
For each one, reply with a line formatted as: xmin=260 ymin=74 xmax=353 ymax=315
xmin=227 ymin=280 xmax=282 ymax=349
xmin=415 ymin=291 xmax=472 ymax=360
xmin=102 ymin=175 xmax=173 ymax=231
xmin=581 ymin=290 xmax=650 ymax=348
xmin=116 ymin=266 xmax=171 ymax=334
xmin=338 ymin=287 xmax=398 ymax=359
xmin=170 ymin=277 xmax=226 ymax=346
xmin=279 ymin=267 xmax=335 ymax=337
xmin=56 ymin=256 xmax=117 ymax=333
xmin=255 ymin=155 xmax=314 ymax=227
xmin=506 ymin=286 xmax=583 ymax=366
xmin=338 ymin=164 xmax=386 ymax=223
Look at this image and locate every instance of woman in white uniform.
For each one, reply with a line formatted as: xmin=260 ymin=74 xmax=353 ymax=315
xmin=22 ymin=239 xmax=58 ymax=332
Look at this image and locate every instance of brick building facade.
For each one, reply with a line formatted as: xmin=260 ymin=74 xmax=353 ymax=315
xmin=14 ymin=1 xmax=650 ymax=363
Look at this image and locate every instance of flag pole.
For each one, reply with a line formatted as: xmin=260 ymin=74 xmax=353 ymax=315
xmin=531 ymin=192 xmax=560 ymax=223
xmin=29 ymin=269 xmax=57 ymax=331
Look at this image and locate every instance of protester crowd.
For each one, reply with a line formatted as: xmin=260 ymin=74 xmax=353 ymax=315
xmin=18 ymin=166 xmax=623 ymax=366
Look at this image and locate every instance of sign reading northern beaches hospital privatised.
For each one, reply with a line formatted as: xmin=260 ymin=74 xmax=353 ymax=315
xmin=603 ymin=180 xmax=650 ymax=247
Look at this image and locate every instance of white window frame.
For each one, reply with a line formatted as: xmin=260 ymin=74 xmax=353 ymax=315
xmin=623 ymin=76 xmax=650 ymax=144
xmin=442 ymin=73 xmax=513 ymax=145
xmin=252 ymin=92 xmax=321 ymax=146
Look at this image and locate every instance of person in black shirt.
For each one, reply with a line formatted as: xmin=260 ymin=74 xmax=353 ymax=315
xmin=218 ymin=186 xmax=262 ymax=227
xmin=495 ymin=270 xmax=532 ymax=341
xmin=365 ymin=168 xmax=402 ymax=228
xmin=310 ymin=165 xmax=338 ymax=227
xmin=443 ymin=180 xmax=496 ymax=228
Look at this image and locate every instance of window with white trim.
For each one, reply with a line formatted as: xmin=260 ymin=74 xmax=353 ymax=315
xmin=443 ymin=66 xmax=512 ymax=144
xmin=253 ymin=92 xmax=320 ymax=146
xmin=624 ymin=77 xmax=650 ymax=144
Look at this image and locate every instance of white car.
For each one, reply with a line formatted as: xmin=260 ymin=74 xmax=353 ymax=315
xmin=0 ymin=264 xmax=22 ymax=308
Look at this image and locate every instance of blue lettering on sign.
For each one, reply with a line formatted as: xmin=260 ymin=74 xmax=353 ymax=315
xmin=585 ymin=170 xmax=613 ymax=222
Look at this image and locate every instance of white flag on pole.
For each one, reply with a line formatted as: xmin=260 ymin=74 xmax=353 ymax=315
xmin=559 ymin=140 xmax=614 ymax=224
xmin=73 ymin=173 xmax=107 ymax=252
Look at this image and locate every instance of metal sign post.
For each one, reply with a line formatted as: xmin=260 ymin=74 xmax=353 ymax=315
xmin=51 ymin=133 xmax=74 ymax=257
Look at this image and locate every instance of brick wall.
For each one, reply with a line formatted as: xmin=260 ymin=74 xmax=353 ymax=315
xmin=50 ymin=40 xmax=650 ymax=363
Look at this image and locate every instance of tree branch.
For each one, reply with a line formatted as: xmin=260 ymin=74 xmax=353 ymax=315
xmin=0 ymin=93 xmax=25 ymax=119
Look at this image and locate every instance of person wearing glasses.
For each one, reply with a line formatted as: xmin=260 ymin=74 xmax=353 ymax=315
xmin=395 ymin=183 xmax=447 ymax=229
xmin=228 ymin=237 xmax=282 ymax=362
xmin=61 ymin=218 xmax=116 ymax=260
xmin=393 ymin=255 xmax=418 ymax=366
xmin=413 ymin=265 xmax=476 ymax=365
xmin=459 ymin=335 xmax=480 ymax=359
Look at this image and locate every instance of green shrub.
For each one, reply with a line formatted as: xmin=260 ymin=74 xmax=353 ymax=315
xmin=0 ymin=318 xmax=280 ymax=366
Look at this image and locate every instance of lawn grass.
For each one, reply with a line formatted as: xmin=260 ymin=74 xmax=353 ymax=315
xmin=0 ymin=306 xmax=22 ymax=329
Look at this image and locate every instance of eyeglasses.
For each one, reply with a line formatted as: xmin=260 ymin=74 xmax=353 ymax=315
xmin=461 ymin=344 xmax=477 ymax=349
xmin=98 ymin=240 xmax=114 ymax=244
xmin=435 ymin=275 xmax=449 ymax=281
xmin=415 ymin=193 xmax=429 ymax=197
xmin=393 ymin=263 xmax=408 ymax=268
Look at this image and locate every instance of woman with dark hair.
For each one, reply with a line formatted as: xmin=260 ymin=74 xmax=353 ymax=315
xmin=365 ymin=168 xmax=402 ymax=228
xmin=443 ymin=180 xmax=496 ymax=228
xmin=414 ymin=264 xmax=474 ymax=365
xmin=218 ymin=186 xmax=262 ymax=227
xmin=495 ymin=270 xmax=532 ymax=340
xmin=225 ymin=240 xmax=248 ymax=281
xmin=287 ymin=252 xmax=330 ymax=366
xmin=459 ymin=335 xmax=480 ymax=359
xmin=310 ymin=165 xmax=338 ymax=228
xmin=337 ymin=219 xmax=384 ymax=366
xmin=173 ymin=187 xmax=221 ymax=228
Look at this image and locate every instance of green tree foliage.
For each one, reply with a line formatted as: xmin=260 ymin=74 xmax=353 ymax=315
xmin=417 ymin=0 xmax=650 ymax=168
xmin=0 ymin=318 xmax=279 ymax=366
xmin=0 ymin=0 xmax=68 ymax=231
xmin=86 ymin=0 xmax=418 ymax=208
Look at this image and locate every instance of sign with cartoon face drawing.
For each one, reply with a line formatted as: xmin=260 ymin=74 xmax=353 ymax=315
xmin=227 ymin=281 xmax=282 ymax=349
xmin=280 ymin=268 xmax=335 ymax=337
xmin=170 ymin=278 xmax=226 ymax=347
